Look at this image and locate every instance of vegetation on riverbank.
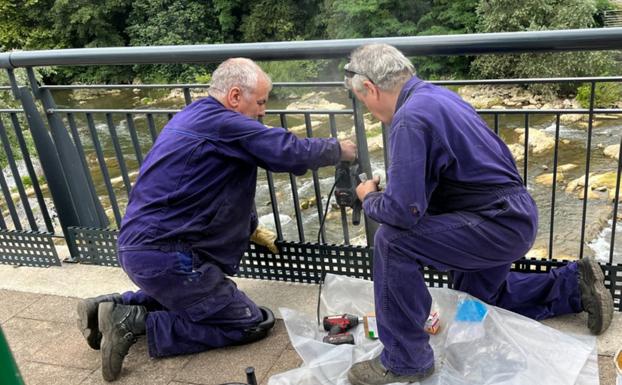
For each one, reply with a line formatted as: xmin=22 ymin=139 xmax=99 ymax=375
xmin=0 ymin=0 xmax=618 ymax=98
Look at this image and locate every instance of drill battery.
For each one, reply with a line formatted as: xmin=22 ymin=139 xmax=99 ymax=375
xmin=322 ymin=332 xmax=355 ymax=345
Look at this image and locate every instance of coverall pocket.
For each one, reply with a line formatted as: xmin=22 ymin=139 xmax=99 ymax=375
xmin=120 ymin=249 xmax=175 ymax=278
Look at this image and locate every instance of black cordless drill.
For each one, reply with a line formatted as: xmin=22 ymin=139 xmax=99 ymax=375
xmin=334 ymin=161 xmax=364 ymax=225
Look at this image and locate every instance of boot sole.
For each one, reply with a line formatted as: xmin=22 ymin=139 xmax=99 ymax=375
xmin=347 ymin=359 xmax=434 ymax=385
xmin=98 ymin=302 xmax=119 ymax=382
xmin=77 ymin=300 xmax=101 ymax=350
xmin=584 ymin=258 xmax=614 ymax=335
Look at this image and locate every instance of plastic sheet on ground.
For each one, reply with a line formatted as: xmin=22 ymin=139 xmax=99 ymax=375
xmin=269 ymin=274 xmax=598 ymax=385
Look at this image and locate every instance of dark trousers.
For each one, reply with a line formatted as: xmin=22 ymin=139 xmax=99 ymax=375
xmin=373 ymin=192 xmax=582 ymax=375
xmin=118 ymin=248 xmax=262 ymax=357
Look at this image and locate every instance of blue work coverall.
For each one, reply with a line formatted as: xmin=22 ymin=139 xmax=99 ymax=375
xmin=364 ymin=77 xmax=583 ymax=375
xmin=116 ymin=96 xmax=341 ymax=357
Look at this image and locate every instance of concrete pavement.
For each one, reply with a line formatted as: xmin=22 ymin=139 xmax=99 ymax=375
xmin=0 ymin=261 xmax=619 ymax=385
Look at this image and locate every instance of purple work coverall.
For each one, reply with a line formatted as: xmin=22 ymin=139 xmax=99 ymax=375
xmin=116 ymin=96 xmax=340 ymax=357
xmin=364 ymin=77 xmax=583 ymax=375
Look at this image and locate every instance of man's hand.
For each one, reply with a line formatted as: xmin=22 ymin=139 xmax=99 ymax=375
xmin=339 ymin=140 xmax=357 ymax=162
xmin=356 ymin=175 xmax=381 ymax=201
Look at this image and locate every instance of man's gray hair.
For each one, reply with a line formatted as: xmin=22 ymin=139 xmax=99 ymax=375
xmin=345 ymin=44 xmax=414 ymax=94
xmin=208 ymin=58 xmax=272 ymax=97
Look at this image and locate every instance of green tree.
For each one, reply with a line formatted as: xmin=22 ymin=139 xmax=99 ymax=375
xmin=471 ymin=0 xmax=619 ymax=94
xmin=323 ymin=0 xmax=432 ymax=39
xmin=0 ymin=0 xmax=55 ymax=51
xmin=415 ymin=0 xmax=479 ymax=78
xmin=126 ymin=0 xmax=223 ymax=82
xmin=240 ymin=0 xmax=323 ymax=42
xmin=51 ymin=0 xmax=131 ymax=48
xmin=49 ymin=0 xmax=133 ymax=83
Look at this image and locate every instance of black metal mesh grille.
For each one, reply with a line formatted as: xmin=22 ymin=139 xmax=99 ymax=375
xmin=238 ymin=241 xmax=372 ymax=283
xmin=64 ymin=227 xmax=622 ymax=310
xmin=68 ymin=227 xmax=118 ymax=266
xmin=0 ymin=230 xmax=60 ymax=267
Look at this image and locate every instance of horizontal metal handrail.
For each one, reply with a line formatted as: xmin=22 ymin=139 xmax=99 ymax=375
xmin=48 ymin=108 xmax=355 ymax=114
xmin=38 ymin=77 xmax=622 ymax=92
xmin=2 ymin=28 xmax=622 ymax=68
xmin=40 ymin=82 xmax=344 ymax=90
xmin=478 ymin=108 xmax=622 ymax=114
xmin=45 ymin=107 xmax=622 ymax=115
xmin=434 ymin=76 xmax=622 ymax=85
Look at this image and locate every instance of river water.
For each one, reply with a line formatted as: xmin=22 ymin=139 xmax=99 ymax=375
xmin=21 ymin=87 xmax=622 ymax=264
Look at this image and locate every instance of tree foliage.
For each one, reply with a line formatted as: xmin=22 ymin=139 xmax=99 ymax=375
xmin=125 ymin=0 xmax=222 ymax=82
xmin=414 ymin=0 xmax=479 ymax=78
xmin=0 ymin=0 xmax=55 ymax=51
xmin=323 ymin=0 xmax=431 ymax=38
xmin=471 ymin=0 xmax=619 ymax=94
xmin=0 ymin=0 xmax=616 ymax=86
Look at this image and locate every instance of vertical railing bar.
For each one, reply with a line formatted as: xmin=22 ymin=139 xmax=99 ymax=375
xmin=67 ymin=113 xmax=107 ymax=227
xmin=0 ymin=158 xmax=21 ymax=230
xmin=281 ymin=114 xmax=304 ymax=242
xmin=351 ymin=93 xmax=378 ymax=246
xmin=146 ymin=113 xmax=158 ymax=143
xmin=548 ymin=114 xmax=561 ymax=260
xmin=609 ymin=133 xmax=622 ymax=265
xmin=265 ymin=170 xmax=283 ymax=241
xmin=9 ymin=112 xmax=53 ymax=232
xmin=183 ymin=87 xmax=192 ymax=106
xmin=329 ymin=114 xmax=349 ymax=243
xmin=579 ymin=82 xmax=596 ymax=260
xmin=340 ymin=208 xmax=350 ymax=245
xmin=381 ymin=122 xmax=390 ymax=181
xmin=494 ymin=114 xmax=499 ymax=135
xmin=167 ymin=113 xmax=174 ymax=121
xmin=105 ymin=113 xmax=132 ymax=196
xmin=258 ymin=114 xmax=283 ymax=242
xmin=328 ymin=114 xmax=338 ymax=139
xmin=86 ymin=113 xmax=122 ymax=227
xmin=523 ymin=114 xmax=529 ymax=185
xmin=6 ymin=69 xmax=20 ymax=100
xmin=0 ymin=199 xmax=6 ymax=228
xmin=305 ymin=113 xmax=326 ymax=243
xmin=125 ymin=113 xmax=144 ymax=166
xmin=0 ymin=117 xmax=37 ymax=229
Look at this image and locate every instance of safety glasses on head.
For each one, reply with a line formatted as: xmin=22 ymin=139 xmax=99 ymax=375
xmin=343 ymin=63 xmax=376 ymax=85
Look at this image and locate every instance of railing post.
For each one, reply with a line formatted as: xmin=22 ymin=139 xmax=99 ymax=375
xmin=351 ymin=94 xmax=378 ymax=247
xmin=25 ymin=69 xmax=109 ymax=229
xmin=18 ymin=87 xmax=80 ymax=247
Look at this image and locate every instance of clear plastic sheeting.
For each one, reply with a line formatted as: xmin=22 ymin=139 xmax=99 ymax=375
xmin=269 ymin=274 xmax=598 ymax=385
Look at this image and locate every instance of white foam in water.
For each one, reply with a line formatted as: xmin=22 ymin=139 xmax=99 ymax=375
xmin=588 ymin=219 xmax=622 ymax=264
xmin=270 ymin=274 xmax=598 ymax=385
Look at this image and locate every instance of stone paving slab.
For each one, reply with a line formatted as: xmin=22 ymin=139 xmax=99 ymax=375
xmin=0 ymin=283 xmax=620 ymax=384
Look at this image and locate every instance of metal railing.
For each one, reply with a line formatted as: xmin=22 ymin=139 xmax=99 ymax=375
xmin=0 ymin=28 xmax=620 ymax=309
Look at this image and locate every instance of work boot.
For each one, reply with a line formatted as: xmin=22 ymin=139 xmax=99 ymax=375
xmin=98 ymin=303 xmax=147 ymax=382
xmin=234 ymin=306 xmax=276 ymax=345
xmin=76 ymin=293 xmax=123 ymax=350
xmin=348 ymin=356 xmax=434 ymax=385
xmin=577 ymin=257 xmax=613 ymax=335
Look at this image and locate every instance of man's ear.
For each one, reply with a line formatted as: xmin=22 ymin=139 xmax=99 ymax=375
xmin=363 ymin=80 xmax=378 ymax=99
xmin=226 ymin=86 xmax=243 ymax=108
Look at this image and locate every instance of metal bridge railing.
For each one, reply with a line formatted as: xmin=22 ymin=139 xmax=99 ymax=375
xmin=0 ymin=28 xmax=620 ymax=309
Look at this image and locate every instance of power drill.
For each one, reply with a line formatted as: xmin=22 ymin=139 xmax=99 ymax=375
xmin=334 ymin=161 xmax=364 ymax=225
xmin=321 ymin=314 xmax=361 ymax=345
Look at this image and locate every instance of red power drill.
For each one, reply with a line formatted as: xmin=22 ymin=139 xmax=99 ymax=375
xmin=322 ymin=314 xmax=361 ymax=345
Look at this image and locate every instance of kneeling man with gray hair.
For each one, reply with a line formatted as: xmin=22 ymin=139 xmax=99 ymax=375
xmin=76 ymin=58 xmax=357 ymax=381
xmin=345 ymin=43 xmax=613 ymax=385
